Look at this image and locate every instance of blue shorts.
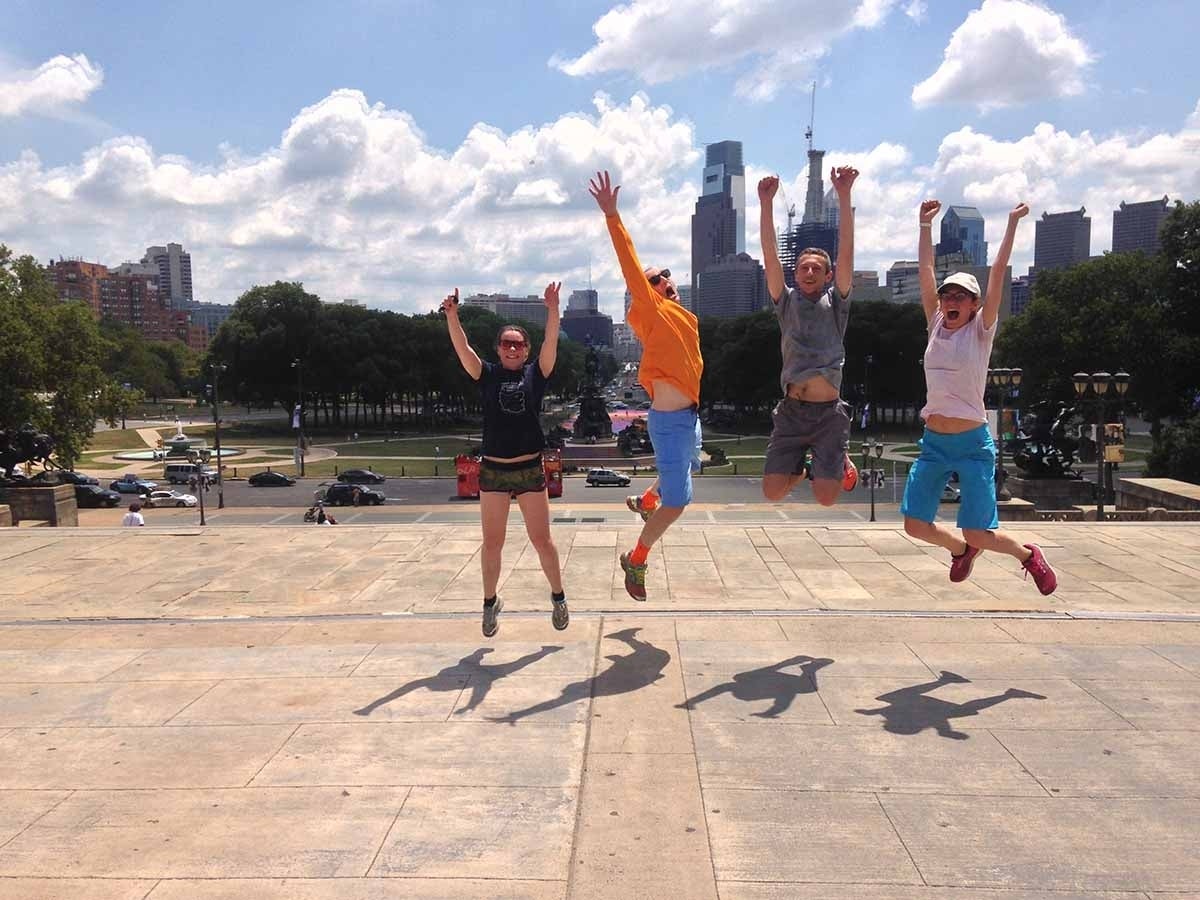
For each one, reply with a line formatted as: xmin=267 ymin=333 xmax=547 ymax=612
xmin=900 ymin=424 xmax=999 ymax=531
xmin=648 ymin=407 xmax=702 ymax=508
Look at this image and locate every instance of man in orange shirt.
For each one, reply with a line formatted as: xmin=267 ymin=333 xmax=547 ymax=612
xmin=590 ymin=170 xmax=704 ymax=601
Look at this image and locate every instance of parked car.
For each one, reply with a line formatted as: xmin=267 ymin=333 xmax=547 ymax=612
xmin=321 ymin=483 xmax=386 ymax=506
xmin=940 ymin=482 xmax=961 ymax=503
xmin=337 ymin=468 xmax=386 ymax=484
xmin=248 ymin=470 xmax=297 ymax=487
xmin=163 ymin=462 xmax=217 ymax=485
xmin=35 ymin=469 xmax=99 ymax=486
xmin=144 ymin=489 xmax=198 ymax=508
xmin=74 ymin=484 xmax=122 ymax=508
xmin=586 ymin=468 xmax=631 ymax=487
xmin=110 ymin=474 xmax=157 ymax=494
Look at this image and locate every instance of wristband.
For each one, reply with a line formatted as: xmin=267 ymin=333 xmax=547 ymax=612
xmin=919 ymin=223 xmax=932 ymax=229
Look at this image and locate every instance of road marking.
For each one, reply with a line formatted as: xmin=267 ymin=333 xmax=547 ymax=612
xmin=268 ymin=512 xmax=295 ymax=524
xmin=414 ymin=512 xmax=431 ymax=523
xmin=848 ymin=509 xmax=865 ymax=521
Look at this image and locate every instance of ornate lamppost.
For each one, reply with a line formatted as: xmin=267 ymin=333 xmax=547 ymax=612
xmin=209 ymin=363 xmax=227 ymax=509
xmin=1072 ymin=371 xmax=1131 ymax=520
xmin=987 ymin=367 xmax=1022 ymax=500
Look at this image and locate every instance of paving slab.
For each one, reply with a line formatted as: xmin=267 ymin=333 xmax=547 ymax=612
xmin=0 ymin=649 xmax=147 ymax=683
xmin=704 ymin=789 xmax=921 ymax=884
xmin=252 ymin=722 xmax=584 ymax=788
xmin=0 ymin=724 xmax=293 ymax=789
xmin=1076 ymin=678 xmax=1200 ymax=729
xmin=169 ymin=675 xmax=467 ymax=725
xmin=907 ymin=642 xmax=1200 ymax=681
xmin=994 ymin=729 xmax=1200 ymax=797
xmin=719 ymin=887 xmax=1144 ymax=900
xmin=353 ymin=641 xmax=595 ymax=679
xmin=100 ymin=644 xmax=373 ymax=681
xmin=693 ymin=722 xmax=1045 ymax=795
xmin=677 ymin=640 xmax=934 ymax=678
xmin=371 ymin=786 xmax=575 ymax=880
xmin=0 ymin=680 xmax=213 ymax=727
xmin=818 ymin=675 xmax=1129 ymax=732
xmin=142 ymin=879 xmax=567 ymax=899
xmin=0 ymin=791 xmax=70 ymax=845
xmin=0 ymin=879 xmax=155 ymax=900
xmin=0 ymin=787 xmax=407 ymax=879
xmin=880 ymin=795 xmax=1200 ymax=892
xmin=568 ymin=753 xmax=717 ymax=900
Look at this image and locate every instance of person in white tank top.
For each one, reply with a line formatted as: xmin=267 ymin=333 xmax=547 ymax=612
xmin=898 ymin=200 xmax=1057 ymax=596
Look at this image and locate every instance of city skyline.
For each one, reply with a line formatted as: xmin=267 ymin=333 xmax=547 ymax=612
xmin=2 ymin=0 xmax=1197 ymax=322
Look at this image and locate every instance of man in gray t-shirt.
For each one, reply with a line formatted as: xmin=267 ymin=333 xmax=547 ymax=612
xmin=758 ymin=168 xmax=860 ymax=505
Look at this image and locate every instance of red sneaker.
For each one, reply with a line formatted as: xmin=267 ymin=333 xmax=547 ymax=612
xmin=1021 ymin=543 xmax=1058 ymax=595
xmin=949 ymin=544 xmax=982 ymax=582
xmin=842 ymin=454 xmax=858 ymax=491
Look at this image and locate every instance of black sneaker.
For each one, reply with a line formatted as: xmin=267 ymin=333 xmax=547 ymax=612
xmin=482 ymin=597 xmax=503 ymax=638
xmin=552 ymin=597 xmax=569 ymax=630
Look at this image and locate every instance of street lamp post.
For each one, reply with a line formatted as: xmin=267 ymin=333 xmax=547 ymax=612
xmin=987 ymin=367 xmax=1022 ymax=501
xmin=865 ymin=438 xmax=884 ymax=522
xmin=210 ymin=363 xmax=227 ymax=509
xmin=291 ymin=358 xmax=305 ymax=477
xmin=1073 ymin=371 xmax=1130 ymax=521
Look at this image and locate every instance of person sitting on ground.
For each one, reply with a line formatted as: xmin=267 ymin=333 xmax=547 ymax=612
xmin=443 ymin=283 xmax=568 ymax=637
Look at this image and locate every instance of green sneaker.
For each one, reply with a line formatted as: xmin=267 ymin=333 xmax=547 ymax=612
xmin=619 ymin=551 xmax=648 ymax=601
xmin=626 ymin=494 xmax=655 ymax=522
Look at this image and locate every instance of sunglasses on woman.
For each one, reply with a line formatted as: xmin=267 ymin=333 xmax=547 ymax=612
xmin=648 ymin=268 xmax=671 ymax=286
xmin=500 ymin=339 xmax=527 ymax=350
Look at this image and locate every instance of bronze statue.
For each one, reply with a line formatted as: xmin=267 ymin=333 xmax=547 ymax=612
xmin=0 ymin=424 xmax=56 ymax=480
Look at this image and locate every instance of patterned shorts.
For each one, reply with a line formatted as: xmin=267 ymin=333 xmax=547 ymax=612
xmin=479 ymin=456 xmax=546 ymax=495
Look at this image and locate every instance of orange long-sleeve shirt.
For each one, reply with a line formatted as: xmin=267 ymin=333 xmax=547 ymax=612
xmin=605 ymin=213 xmax=703 ymax=405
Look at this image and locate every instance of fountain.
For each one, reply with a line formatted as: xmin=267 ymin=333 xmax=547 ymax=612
xmin=113 ymin=419 xmax=245 ymax=462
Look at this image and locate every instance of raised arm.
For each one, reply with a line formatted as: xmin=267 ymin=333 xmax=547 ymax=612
xmin=539 ymin=281 xmax=561 ymax=378
xmin=758 ymin=176 xmax=785 ymax=302
xmin=830 ymin=166 xmax=858 ymax=298
xmin=918 ymin=200 xmax=941 ymax=328
xmin=982 ymin=203 xmax=1029 ymax=329
xmin=443 ymin=289 xmax=483 ymax=381
xmin=589 ymin=170 xmax=658 ymax=335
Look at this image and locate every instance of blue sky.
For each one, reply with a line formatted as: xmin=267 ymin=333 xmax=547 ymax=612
xmin=2 ymin=0 xmax=1197 ymax=317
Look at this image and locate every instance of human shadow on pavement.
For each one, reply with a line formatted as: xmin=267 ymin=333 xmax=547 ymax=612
xmin=855 ymin=670 xmax=1047 ymax=740
xmin=491 ymin=627 xmax=670 ymax=724
xmin=352 ymin=645 xmax=562 ymax=717
xmin=675 ymin=655 xmax=834 ymax=719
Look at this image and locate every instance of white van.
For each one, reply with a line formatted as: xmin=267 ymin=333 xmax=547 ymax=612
xmin=163 ymin=462 xmax=216 ymax=485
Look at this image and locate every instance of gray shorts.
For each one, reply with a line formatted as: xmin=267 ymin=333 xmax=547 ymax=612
xmin=764 ymin=398 xmax=851 ymax=481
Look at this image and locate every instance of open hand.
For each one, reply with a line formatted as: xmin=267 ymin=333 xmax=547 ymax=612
xmin=588 ymin=170 xmax=620 ymax=215
xmin=919 ymin=200 xmax=942 ymax=225
xmin=830 ymin=166 xmax=859 ymax=195
xmin=758 ymin=175 xmax=779 ymax=202
xmin=441 ymin=288 xmax=459 ymax=314
xmin=543 ymin=281 xmax=561 ymax=308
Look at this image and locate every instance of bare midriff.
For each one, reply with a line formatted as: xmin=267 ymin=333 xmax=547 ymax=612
xmin=483 ymin=451 xmax=542 ymax=464
xmin=924 ymin=414 xmax=982 ymax=434
xmin=649 ymin=380 xmax=695 ymax=412
xmin=785 ymin=374 xmax=839 ymax=403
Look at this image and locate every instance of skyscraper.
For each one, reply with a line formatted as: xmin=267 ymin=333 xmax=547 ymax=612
xmin=695 ymin=253 xmax=765 ymax=319
xmin=1112 ymin=196 xmax=1170 ymax=255
xmin=142 ymin=243 xmax=193 ymax=304
xmin=777 ymin=148 xmax=838 ymax=289
xmin=691 ymin=141 xmax=745 ymax=305
xmin=1033 ymin=208 xmax=1091 ymax=272
xmin=568 ymin=288 xmax=599 ymax=312
xmin=936 ymin=206 xmax=988 ymax=267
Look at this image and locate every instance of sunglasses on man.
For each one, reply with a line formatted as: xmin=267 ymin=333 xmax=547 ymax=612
xmin=648 ymin=268 xmax=671 ymax=286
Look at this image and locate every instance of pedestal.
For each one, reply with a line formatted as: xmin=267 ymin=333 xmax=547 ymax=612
xmin=1005 ymin=475 xmax=1095 ymax=510
xmin=0 ymin=484 xmax=78 ymax=526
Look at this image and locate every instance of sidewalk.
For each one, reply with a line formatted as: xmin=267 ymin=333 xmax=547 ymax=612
xmin=0 ymin=523 xmax=1198 ymax=898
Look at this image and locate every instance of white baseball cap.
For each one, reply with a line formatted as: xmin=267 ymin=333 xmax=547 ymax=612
xmin=938 ymin=272 xmax=981 ymax=297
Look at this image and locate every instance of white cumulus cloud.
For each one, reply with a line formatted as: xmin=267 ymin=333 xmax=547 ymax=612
xmin=912 ymin=0 xmax=1093 ymax=111
xmin=2 ymin=88 xmax=1197 ymax=318
xmin=0 ymin=53 xmax=104 ymax=117
xmin=554 ymin=0 xmax=900 ymax=102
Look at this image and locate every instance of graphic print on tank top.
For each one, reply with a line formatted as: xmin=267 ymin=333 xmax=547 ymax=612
xmin=499 ymin=380 xmax=528 ymax=415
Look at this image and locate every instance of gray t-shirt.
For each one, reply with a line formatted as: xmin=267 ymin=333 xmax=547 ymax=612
xmin=774 ymin=283 xmax=850 ymax=393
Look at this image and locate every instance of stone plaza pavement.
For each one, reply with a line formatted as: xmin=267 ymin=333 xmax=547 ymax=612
xmin=0 ymin=522 xmax=1199 ymax=899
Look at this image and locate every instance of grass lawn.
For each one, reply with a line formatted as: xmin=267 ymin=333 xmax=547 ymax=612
xmin=86 ymin=428 xmax=154 ymax=452
xmin=312 ymin=436 xmax=483 ymax=457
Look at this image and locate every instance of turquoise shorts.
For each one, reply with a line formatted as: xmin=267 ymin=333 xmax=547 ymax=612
xmin=648 ymin=407 xmax=702 ymax=508
xmin=900 ymin=424 xmax=999 ymax=531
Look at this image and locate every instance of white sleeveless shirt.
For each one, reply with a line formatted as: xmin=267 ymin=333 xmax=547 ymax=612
xmin=920 ymin=309 xmax=996 ymax=424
